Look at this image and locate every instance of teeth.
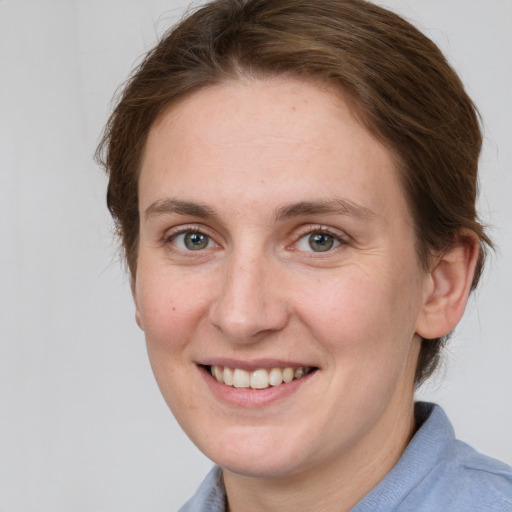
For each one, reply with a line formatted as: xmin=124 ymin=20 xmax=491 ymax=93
xmin=213 ymin=366 xmax=223 ymax=382
xmin=250 ymin=369 xmax=269 ymax=389
xmin=210 ymin=365 xmax=312 ymax=389
xmin=223 ymin=367 xmax=234 ymax=386
xmin=233 ymin=368 xmax=250 ymax=388
xmin=269 ymin=367 xmax=283 ymax=386
xmin=282 ymin=367 xmax=294 ymax=383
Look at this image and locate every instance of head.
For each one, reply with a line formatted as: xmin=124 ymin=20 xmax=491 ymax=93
xmin=97 ymin=0 xmax=490 ymax=388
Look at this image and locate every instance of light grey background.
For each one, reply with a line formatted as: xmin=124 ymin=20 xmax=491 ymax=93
xmin=0 ymin=1 xmax=510 ymax=510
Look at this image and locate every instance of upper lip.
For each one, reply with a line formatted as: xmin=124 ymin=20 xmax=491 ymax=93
xmin=197 ymin=358 xmax=317 ymax=371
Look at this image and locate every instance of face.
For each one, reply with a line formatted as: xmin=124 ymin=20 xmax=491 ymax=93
xmin=134 ymin=78 xmax=429 ymax=480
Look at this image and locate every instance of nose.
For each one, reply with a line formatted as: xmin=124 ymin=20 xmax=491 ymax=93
xmin=208 ymin=253 xmax=290 ymax=343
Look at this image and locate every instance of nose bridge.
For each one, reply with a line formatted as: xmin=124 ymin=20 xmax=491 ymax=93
xmin=208 ymin=246 xmax=288 ymax=342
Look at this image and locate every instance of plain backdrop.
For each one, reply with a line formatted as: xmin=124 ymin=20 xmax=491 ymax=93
xmin=0 ymin=1 xmax=511 ymax=510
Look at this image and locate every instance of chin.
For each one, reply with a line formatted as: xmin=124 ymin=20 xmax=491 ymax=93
xmin=194 ymin=424 xmax=316 ymax=478
xmin=218 ymin=453 xmax=305 ymax=479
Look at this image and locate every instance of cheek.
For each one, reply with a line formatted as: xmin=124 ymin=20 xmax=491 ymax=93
xmin=299 ymin=274 xmax=391 ymax=337
xmin=295 ymin=266 xmax=422 ymax=365
xmin=136 ymin=270 xmax=212 ymax=355
xmin=136 ymin=271 xmax=213 ymax=424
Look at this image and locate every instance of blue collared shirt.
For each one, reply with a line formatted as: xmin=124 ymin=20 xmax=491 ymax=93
xmin=178 ymin=403 xmax=512 ymax=511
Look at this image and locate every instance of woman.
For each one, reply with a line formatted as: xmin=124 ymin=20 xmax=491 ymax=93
xmin=97 ymin=0 xmax=512 ymax=510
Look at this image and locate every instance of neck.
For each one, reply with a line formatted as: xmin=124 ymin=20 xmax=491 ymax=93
xmin=223 ymin=397 xmax=417 ymax=512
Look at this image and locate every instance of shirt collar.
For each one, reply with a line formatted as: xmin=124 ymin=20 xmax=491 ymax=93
xmin=351 ymin=402 xmax=453 ymax=511
xmin=180 ymin=402 xmax=449 ymax=512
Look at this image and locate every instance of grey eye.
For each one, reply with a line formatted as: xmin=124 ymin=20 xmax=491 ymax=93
xmin=308 ymin=233 xmax=335 ymax=252
xmin=296 ymin=231 xmax=341 ymax=253
xmin=173 ymin=232 xmax=213 ymax=251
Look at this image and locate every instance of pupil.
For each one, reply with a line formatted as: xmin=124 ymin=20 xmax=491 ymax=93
xmin=185 ymin=232 xmax=208 ymax=250
xmin=309 ymin=233 xmax=333 ymax=252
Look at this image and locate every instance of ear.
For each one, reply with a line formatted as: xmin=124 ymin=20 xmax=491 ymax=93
xmin=131 ymin=277 xmax=145 ymax=331
xmin=415 ymin=232 xmax=480 ymax=340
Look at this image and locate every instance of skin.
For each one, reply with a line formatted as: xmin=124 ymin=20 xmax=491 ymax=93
xmin=133 ymin=77 xmax=478 ymax=511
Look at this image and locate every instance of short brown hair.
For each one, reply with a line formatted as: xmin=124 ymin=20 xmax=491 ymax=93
xmin=96 ymin=0 xmax=491 ymax=386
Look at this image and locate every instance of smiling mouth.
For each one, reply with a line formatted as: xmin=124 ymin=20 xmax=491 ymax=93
xmin=207 ymin=365 xmax=316 ymax=390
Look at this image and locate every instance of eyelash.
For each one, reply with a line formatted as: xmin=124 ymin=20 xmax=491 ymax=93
xmin=163 ymin=225 xmax=218 ymax=252
xmin=292 ymin=225 xmax=348 ymax=254
xmin=162 ymin=224 xmax=349 ymax=254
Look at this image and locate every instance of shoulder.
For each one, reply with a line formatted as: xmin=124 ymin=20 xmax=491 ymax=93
xmin=434 ymin=438 xmax=512 ymax=510
xmin=400 ymin=403 xmax=512 ymax=511
xmin=352 ymin=403 xmax=512 ymax=512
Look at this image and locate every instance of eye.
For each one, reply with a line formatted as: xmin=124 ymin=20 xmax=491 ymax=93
xmin=171 ymin=231 xmax=215 ymax=251
xmin=296 ymin=231 xmax=342 ymax=253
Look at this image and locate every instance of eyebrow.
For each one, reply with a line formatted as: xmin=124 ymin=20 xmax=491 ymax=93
xmin=144 ymin=197 xmax=376 ymax=222
xmin=144 ymin=199 xmax=218 ymax=220
xmin=274 ymin=199 xmax=376 ymax=221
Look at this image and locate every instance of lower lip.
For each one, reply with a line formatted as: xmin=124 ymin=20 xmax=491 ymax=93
xmin=199 ymin=366 xmax=316 ymax=408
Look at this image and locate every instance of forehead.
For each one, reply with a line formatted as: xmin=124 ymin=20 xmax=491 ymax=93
xmin=139 ymin=77 xmax=404 ymax=220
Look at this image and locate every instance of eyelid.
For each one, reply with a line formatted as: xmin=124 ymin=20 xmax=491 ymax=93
xmin=162 ymin=224 xmax=221 ymax=251
xmin=160 ymin=222 xmax=349 ymax=253
xmin=290 ymin=224 xmax=350 ymax=252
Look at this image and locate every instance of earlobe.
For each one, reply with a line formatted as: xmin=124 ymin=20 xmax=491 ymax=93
xmin=416 ymin=233 xmax=480 ymax=340
xmin=135 ymin=308 xmax=144 ymax=331
xmin=131 ymin=277 xmax=145 ymax=331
